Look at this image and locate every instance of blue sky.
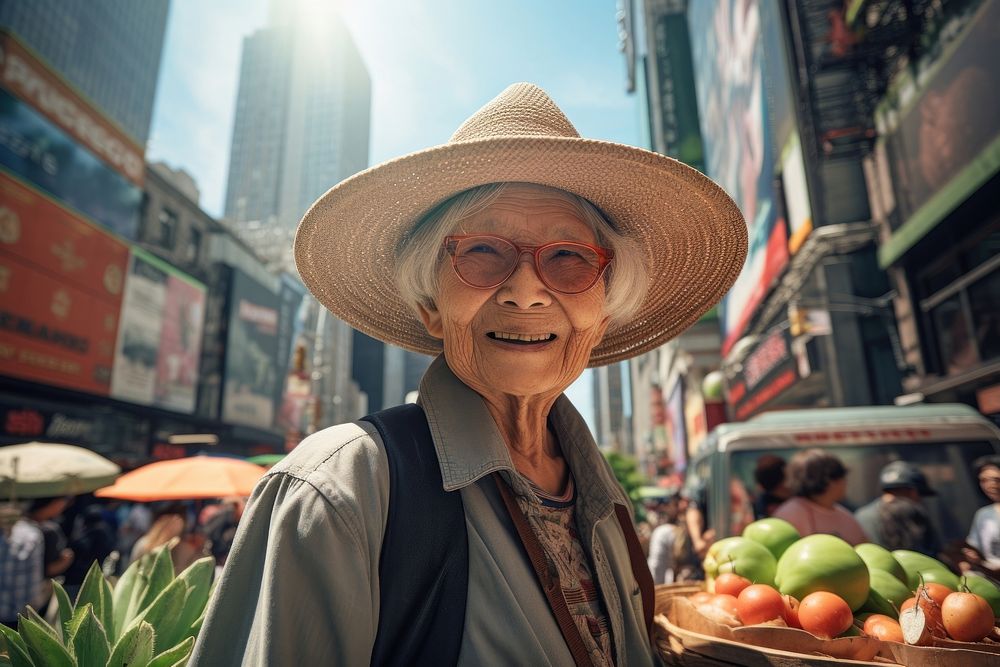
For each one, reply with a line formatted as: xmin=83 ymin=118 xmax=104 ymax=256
xmin=147 ymin=0 xmax=643 ymax=429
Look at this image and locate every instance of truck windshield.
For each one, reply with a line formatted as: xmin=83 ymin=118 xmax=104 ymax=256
xmin=730 ymin=440 xmax=995 ymax=543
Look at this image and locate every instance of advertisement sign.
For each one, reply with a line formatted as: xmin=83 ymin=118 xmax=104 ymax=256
xmin=222 ymin=270 xmax=280 ymax=430
xmin=650 ymin=5 xmax=705 ymax=171
xmin=759 ymin=0 xmax=813 ymax=253
xmin=665 ymin=380 xmax=687 ymax=472
xmin=0 ymin=172 xmax=127 ymax=395
xmin=109 ymin=248 xmax=206 ymax=413
xmin=0 ymin=396 xmax=150 ymax=461
xmin=726 ymin=329 xmax=800 ymax=420
xmin=154 ymin=273 xmax=206 ymax=413
xmin=111 ymin=251 xmax=167 ymax=404
xmin=0 ymin=89 xmax=142 ymax=241
xmin=884 ymin=0 xmax=1000 ymax=226
xmin=273 ymin=275 xmax=308 ymax=429
xmin=0 ymin=31 xmax=144 ymax=185
xmin=688 ymin=0 xmax=791 ymax=354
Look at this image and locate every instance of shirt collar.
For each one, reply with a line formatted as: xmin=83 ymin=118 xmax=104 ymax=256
xmin=417 ymin=355 xmax=623 ymax=518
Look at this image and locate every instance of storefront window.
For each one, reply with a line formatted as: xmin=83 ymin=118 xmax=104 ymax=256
xmin=931 ymin=296 xmax=977 ymax=375
xmin=969 ymin=268 xmax=1000 ymax=362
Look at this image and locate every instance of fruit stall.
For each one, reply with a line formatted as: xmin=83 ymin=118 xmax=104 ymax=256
xmin=654 ymin=518 xmax=1000 ymax=666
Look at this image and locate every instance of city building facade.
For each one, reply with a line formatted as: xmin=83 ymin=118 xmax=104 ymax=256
xmin=0 ymin=0 xmax=169 ymax=146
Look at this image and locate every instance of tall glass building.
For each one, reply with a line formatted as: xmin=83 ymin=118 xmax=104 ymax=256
xmin=0 ymin=0 xmax=169 ymax=146
xmin=224 ymin=9 xmax=371 ymax=237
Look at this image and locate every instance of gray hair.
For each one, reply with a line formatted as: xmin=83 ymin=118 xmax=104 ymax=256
xmin=395 ymin=183 xmax=648 ymax=329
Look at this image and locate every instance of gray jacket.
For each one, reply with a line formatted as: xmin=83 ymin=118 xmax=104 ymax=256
xmin=192 ymin=355 xmax=657 ymax=665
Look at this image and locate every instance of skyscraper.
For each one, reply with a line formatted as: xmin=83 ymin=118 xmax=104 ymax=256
xmin=224 ymin=5 xmax=371 ymax=270
xmin=0 ymin=0 xmax=169 ymax=146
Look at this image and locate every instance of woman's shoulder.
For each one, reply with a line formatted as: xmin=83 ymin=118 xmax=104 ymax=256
xmin=265 ymin=421 xmax=389 ymax=500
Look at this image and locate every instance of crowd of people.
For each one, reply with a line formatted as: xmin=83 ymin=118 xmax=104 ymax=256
xmin=0 ymin=494 xmax=244 ymax=628
xmin=643 ymin=451 xmax=1000 ymax=586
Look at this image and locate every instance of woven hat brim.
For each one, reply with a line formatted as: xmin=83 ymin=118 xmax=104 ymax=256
xmin=294 ymin=135 xmax=747 ymax=367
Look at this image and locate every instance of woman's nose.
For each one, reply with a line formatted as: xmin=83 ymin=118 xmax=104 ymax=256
xmin=495 ymin=255 xmax=551 ymax=308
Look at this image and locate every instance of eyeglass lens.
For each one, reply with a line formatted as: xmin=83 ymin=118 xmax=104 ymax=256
xmin=451 ymin=236 xmax=602 ymax=293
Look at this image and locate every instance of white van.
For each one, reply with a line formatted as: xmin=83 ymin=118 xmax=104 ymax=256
xmin=684 ymin=403 xmax=1000 ymax=543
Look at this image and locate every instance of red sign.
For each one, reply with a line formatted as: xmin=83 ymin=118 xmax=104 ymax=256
xmin=0 ymin=31 xmax=145 ymax=186
xmin=0 ymin=173 xmax=128 ymax=395
xmin=0 ymin=173 xmax=129 ymax=292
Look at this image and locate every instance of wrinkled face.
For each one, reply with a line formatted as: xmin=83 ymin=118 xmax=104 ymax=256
xmin=418 ymin=184 xmax=610 ymax=399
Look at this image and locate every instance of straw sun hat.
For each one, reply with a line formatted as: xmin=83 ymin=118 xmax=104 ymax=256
xmin=294 ymin=82 xmax=747 ymax=366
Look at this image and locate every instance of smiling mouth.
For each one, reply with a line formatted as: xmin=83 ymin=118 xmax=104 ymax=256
xmin=487 ymin=331 xmax=557 ymax=344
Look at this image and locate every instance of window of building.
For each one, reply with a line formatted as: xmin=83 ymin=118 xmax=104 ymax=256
xmin=918 ymin=215 xmax=1000 ymax=376
xmin=158 ymin=208 xmax=178 ymax=249
xmin=186 ymin=227 xmax=203 ymax=264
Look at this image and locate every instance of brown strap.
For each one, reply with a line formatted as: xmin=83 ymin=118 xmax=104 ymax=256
xmin=613 ymin=503 xmax=655 ymax=642
xmin=493 ymin=473 xmax=594 ymax=667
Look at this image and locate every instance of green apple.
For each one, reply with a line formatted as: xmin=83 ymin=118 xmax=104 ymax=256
xmin=857 ymin=586 xmax=898 ymax=619
xmin=891 ymin=550 xmax=960 ymax=591
xmin=868 ymin=567 xmax=912 ymax=609
xmin=965 ymin=574 xmax=1000 ymax=617
xmin=855 ymin=543 xmax=907 ymax=584
xmin=742 ymin=518 xmax=800 ymax=560
xmin=702 ymin=536 xmax=777 ymax=591
xmin=775 ymin=534 xmax=870 ymax=611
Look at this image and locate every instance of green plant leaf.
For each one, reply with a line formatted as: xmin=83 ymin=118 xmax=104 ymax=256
xmin=184 ymin=611 xmax=204 ymax=643
xmin=100 ymin=569 xmax=116 ymax=642
xmin=51 ymin=580 xmax=74 ymax=638
xmin=68 ymin=604 xmax=111 ymax=667
xmin=138 ymin=543 xmax=177 ymax=613
xmin=135 ymin=577 xmax=189 ymax=653
xmin=167 ymin=557 xmax=213 ymax=647
xmin=19 ymin=610 xmax=57 ymax=642
xmin=146 ymin=636 xmax=193 ymax=667
xmin=107 ymin=620 xmax=154 ymax=667
xmin=65 ymin=602 xmax=94 ymax=646
xmin=113 ymin=550 xmax=154 ymax=641
xmin=0 ymin=623 xmax=34 ymax=667
xmin=75 ymin=560 xmax=110 ymax=626
xmin=0 ymin=652 xmax=12 ymax=667
xmin=176 ymin=557 xmax=213 ymax=619
xmin=17 ymin=617 xmax=74 ymax=667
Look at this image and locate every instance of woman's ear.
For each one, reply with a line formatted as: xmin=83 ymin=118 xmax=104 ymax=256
xmin=416 ymin=301 xmax=444 ymax=339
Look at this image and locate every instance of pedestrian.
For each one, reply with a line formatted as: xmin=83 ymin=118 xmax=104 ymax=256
xmin=854 ymin=461 xmax=941 ymax=555
xmin=192 ymin=82 xmax=746 ymax=665
xmin=130 ymin=503 xmax=206 ymax=574
xmin=62 ymin=503 xmax=118 ymax=595
xmin=25 ymin=497 xmax=74 ymax=617
xmin=0 ymin=512 xmax=46 ymax=628
xmin=752 ymin=454 xmax=790 ymax=519
xmin=647 ymin=492 xmax=683 ymax=584
xmin=773 ymin=449 xmax=869 ymax=545
xmin=961 ymin=455 xmax=1000 ymax=572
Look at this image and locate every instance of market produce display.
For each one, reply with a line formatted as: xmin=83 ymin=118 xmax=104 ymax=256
xmin=655 ymin=519 xmax=1000 ymax=666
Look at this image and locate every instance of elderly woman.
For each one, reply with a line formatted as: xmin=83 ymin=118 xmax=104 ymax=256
xmin=773 ymin=449 xmax=869 ymax=546
xmin=192 ymin=83 xmax=746 ymax=666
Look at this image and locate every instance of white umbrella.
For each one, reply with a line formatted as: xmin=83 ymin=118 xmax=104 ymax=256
xmin=0 ymin=441 xmax=121 ymax=500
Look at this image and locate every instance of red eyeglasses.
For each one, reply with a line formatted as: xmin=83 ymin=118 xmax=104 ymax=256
xmin=443 ymin=235 xmax=613 ymax=294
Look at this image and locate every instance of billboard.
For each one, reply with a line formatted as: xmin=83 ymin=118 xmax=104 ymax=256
xmin=0 ymin=89 xmax=142 ymax=240
xmin=884 ymin=0 xmax=1000 ymax=226
xmin=0 ymin=31 xmax=144 ymax=186
xmin=154 ymin=272 xmax=206 ymax=412
xmin=110 ymin=251 xmax=166 ymax=404
xmin=0 ymin=172 xmax=127 ymax=395
xmin=110 ymin=248 xmax=205 ymax=413
xmin=759 ymin=0 xmax=813 ymax=254
xmin=650 ymin=5 xmax=705 ymax=171
xmin=688 ymin=0 xmax=790 ymax=354
xmin=274 ymin=276 xmax=311 ymax=433
xmin=222 ymin=269 xmax=280 ymax=430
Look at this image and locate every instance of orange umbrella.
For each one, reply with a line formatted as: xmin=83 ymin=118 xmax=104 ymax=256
xmin=95 ymin=455 xmax=266 ymax=501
